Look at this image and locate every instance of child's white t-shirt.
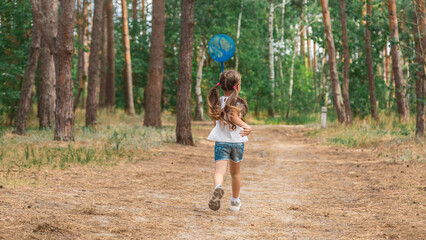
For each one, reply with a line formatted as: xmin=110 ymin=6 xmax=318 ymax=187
xmin=207 ymin=96 xmax=248 ymax=143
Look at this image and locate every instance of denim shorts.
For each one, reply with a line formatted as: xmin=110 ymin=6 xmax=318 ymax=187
xmin=214 ymin=142 xmax=245 ymax=163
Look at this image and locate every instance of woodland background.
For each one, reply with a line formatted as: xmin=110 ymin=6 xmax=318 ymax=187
xmin=0 ymin=0 xmax=425 ymax=142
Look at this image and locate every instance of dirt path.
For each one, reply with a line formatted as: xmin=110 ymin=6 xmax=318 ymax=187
xmin=0 ymin=125 xmax=425 ymax=239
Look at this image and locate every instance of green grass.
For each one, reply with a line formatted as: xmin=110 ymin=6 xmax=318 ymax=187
xmin=307 ymin=113 xmax=421 ymax=148
xmin=248 ymin=111 xmax=335 ymax=125
xmin=0 ymin=109 xmax=175 ymax=173
xmin=306 ymin=113 xmax=425 ymax=164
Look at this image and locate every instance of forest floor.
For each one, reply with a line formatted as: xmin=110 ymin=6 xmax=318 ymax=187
xmin=0 ymin=123 xmax=425 ymax=239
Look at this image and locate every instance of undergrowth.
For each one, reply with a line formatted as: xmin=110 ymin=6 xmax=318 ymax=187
xmin=307 ymin=113 xmax=420 ymax=147
xmin=307 ymin=112 xmax=425 ymax=163
xmin=0 ymin=109 xmax=175 ymax=174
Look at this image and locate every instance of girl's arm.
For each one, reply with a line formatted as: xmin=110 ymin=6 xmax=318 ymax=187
xmin=231 ymin=111 xmax=252 ymax=137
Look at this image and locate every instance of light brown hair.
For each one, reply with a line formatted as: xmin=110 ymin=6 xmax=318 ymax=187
xmin=207 ymin=70 xmax=248 ymax=130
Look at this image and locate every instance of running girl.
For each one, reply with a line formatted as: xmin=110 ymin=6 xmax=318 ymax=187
xmin=206 ymin=70 xmax=252 ymax=211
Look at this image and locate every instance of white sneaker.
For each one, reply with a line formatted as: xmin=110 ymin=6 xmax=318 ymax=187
xmin=230 ymin=199 xmax=242 ymax=211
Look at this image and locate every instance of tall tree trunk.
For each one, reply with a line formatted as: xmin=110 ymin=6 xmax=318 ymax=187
xmin=280 ymin=0 xmax=286 ymax=45
xmin=385 ymin=40 xmax=390 ymax=86
xmin=141 ymin=0 xmax=145 ymax=21
xmin=287 ymin=5 xmax=303 ymax=118
xmin=405 ymin=60 xmax=410 ymax=82
xmin=144 ymin=0 xmax=165 ymax=127
xmin=131 ymin=0 xmax=137 ymax=42
xmin=268 ymin=0 xmax=275 ymax=117
xmin=132 ymin=0 xmax=137 ymax=22
xmin=54 ymin=0 xmax=76 ymax=141
xmin=195 ymin=40 xmax=206 ymax=121
xmin=287 ymin=33 xmax=298 ymax=118
xmin=388 ymin=0 xmax=409 ymax=120
xmin=364 ymin=0 xmax=378 ymax=121
xmin=385 ymin=39 xmax=392 ymax=109
xmin=13 ymin=0 xmax=42 ymax=135
xmin=176 ymin=0 xmax=195 ymax=146
xmin=274 ymin=23 xmax=280 ymax=92
xmin=278 ymin=0 xmax=287 ymax=103
xmin=141 ymin=0 xmax=146 ymax=35
xmin=306 ymin=27 xmax=311 ymax=68
xmin=99 ymin=2 xmax=108 ymax=107
xmin=83 ymin=0 xmax=90 ymax=108
xmin=86 ymin=0 xmax=104 ymax=126
xmin=39 ymin=43 xmax=57 ymax=128
xmin=301 ymin=0 xmax=308 ymax=66
xmin=414 ymin=0 xmax=425 ymax=136
xmin=320 ymin=0 xmax=346 ymax=123
xmin=38 ymin=0 xmax=58 ymax=129
xmin=313 ymin=41 xmax=318 ymax=69
xmin=82 ymin=0 xmax=90 ymax=110
xmin=105 ymin=0 xmax=115 ymax=109
xmin=340 ymin=0 xmax=353 ymax=124
xmin=382 ymin=47 xmax=387 ymax=85
xmin=300 ymin=25 xmax=305 ymax=56
xmin=319 ymin=54 xmax=327 ymax=106
xmin=311 ymin=40 xmax=318 ymax=102
xmin=75 ymin=0 xmax=89 ymax=110
xmin=235 ymin=0 xmax=243 ymax=72
xmin=121 ymin=0 xmax=135 ymax=115
xmin=313 ymin=41 xmax=318 ymax=104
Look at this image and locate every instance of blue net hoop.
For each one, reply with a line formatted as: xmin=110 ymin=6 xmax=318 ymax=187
xmin=208 ymin=34 xmax=236 ymax=64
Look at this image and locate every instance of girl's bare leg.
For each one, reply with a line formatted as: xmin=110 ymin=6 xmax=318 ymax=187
xmin=229 ymin=161 xmax=241 ymax=198
xmin=214 ymin=160 xmax=228 ymax=187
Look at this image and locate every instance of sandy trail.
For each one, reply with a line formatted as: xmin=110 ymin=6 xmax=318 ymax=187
xmin=0 ymin=125 xmax=425 ymax=239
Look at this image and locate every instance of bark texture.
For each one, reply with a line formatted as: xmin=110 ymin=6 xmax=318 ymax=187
xmin=105 ymin=0 xmax=115 ymax=108
xmin=414 ymin=0 xmax=426 ymax=136
xmin=176 ymin=0 xmax=195 ymax=145
xmin=319 ymin=54 xmax=328 ymax=106
xmin=365 ymin=0 xmax=378 ymax=121
xmin=54 ymin=0 xmax=76 ymax=141
xmin=141 ymin=0 xmax=145 ymax=21
xmin=339 ymin=0 xmax=353 ymax=124
xmin=13 ymin=0 xmax=42 ymax=135
xmin=121 ymin=0 xmax=135 ymax=115
xmin=132 ymin=0 xmax=137 ymax=22
xmin=144 ymin=0 xmax=166 ymax=127
xmin=99 ymin=2 xmax=108 ymax=107
xmin=388 ymin=0 xmax=409 ymax=120
xmin=86 ymin=0 xmax=104 ymax=126
xmin=75 ymin=0 xmax=89 ymax=111
xmin=131 ymin=0 xmax=137 ymax=42
xmin=195 ymin=41 xmax=206 ymax=121
xmin=38 ymin=0 xmax=58 ymax=128
xmin=141 ymin=0 xmax=146 ymax=34
xmin=320 ymin=0 xmax=346 ymax=123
